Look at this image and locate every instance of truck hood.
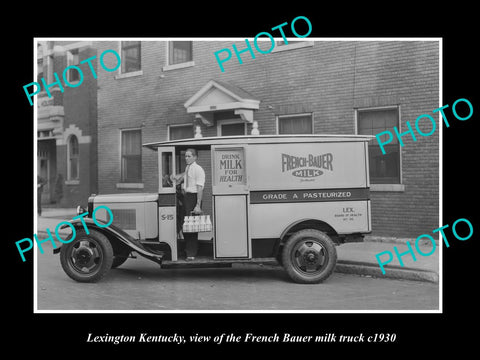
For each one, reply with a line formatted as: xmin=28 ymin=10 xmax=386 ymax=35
xmin=92 ymin=193 xmax=159 ymax=203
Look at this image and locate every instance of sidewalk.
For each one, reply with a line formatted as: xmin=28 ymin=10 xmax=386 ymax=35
xmin=336 ymin=240 xmax=439 ymax=283
xmin=37 ymin=207 xmax=77 ymax=232
xmin=36 ymin=207 xmax=439 ymax=283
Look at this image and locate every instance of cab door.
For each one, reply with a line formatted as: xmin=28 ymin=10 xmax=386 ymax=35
xmin=157 ymin=146 xmax=178 ymax=260
xmin=211 ymin=145 xmax=250 ymax=259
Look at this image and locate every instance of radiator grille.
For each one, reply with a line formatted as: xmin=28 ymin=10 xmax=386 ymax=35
xmin=111 ymin=209 xmax=136 ymax=230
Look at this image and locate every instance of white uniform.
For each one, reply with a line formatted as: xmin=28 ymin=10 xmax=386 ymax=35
xmin=183 ymin=161 xmax=205 ymax=193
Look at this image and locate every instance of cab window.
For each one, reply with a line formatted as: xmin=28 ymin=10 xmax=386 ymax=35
xmin=161 ymin=151 xmax=173 ymax=188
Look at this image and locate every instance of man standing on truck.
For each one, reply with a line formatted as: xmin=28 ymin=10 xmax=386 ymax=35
xmin=171 ymin=148 xmax=205 ymax=260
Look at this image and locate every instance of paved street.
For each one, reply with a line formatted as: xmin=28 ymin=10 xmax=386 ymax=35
xmin=36 ymin=243 xmax=439 ymax=311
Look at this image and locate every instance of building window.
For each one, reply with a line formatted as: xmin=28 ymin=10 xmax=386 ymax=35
xmin=121 ymin=129 xmax=142 ymax=183
xmin=67 ymin=49 xmax=80 ymax=83
xmin=37 ymin=59 xmax=44 ymax=84
xmin=68 ymin=135 xmax=80 ymax=181
xmin=37 ymin=43 xmax=44 ymax=84
xmin=357 ymin=107 xmax=400 ymax=184
xmin=169 ymin=124 xmax=193 ymax=140
xmin=276 ymin=40 xmax=307 ymax=46
xmin=272 ymin=40 xmax=314 ymax=53
xmin=278 ymin=114 xmax=313 ymax=134
xmin=168 ymin=41 xmax=193 ymax=65
xmin=47 ymin=54 xmax=54 ymax=83
xmin=121 ymin=41 xmax=141 ymax=73
xmin=218 ymin=120 xmax=247 ymax=136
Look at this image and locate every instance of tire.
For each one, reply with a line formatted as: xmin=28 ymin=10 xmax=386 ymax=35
xmin=281 ymin=229 xmax=337 ymax=284
xmin=60 ymin=229 xmax=114 ymax=283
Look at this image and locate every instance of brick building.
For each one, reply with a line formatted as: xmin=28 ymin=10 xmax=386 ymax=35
xmin=94 ymin=39 xmax=439 ymax=238
xmin=36 ymin=41 xmax=98 ymax=208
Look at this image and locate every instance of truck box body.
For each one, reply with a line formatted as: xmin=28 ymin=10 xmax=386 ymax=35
xmin=93 ymin=135 xmax=372 ymax=261
xmin=245 ymin=140 xmax=371 ymax=237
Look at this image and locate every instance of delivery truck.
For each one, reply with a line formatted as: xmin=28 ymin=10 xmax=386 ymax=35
xmin=55 ymin=134 xmax=373 ymax=284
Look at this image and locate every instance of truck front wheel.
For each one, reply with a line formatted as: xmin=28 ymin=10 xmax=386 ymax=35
xmin=60 ymin=229 xmax=113 ymax=283
xmin=281 ymin=229 xmax=337 ymax=284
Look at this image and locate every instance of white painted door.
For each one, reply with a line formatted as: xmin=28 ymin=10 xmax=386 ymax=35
xmin=211 ymin=145 xmax=250 ymax=258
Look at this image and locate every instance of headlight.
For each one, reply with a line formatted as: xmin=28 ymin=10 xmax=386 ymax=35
xmin=76 ymin=205 xmax=87 ymax=215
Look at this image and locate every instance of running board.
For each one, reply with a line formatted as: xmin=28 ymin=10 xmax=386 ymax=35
xmin=160 ymin=257 xmax=278 ymax=269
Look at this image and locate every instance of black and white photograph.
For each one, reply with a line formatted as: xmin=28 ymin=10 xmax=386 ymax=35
xmin=33 ymin=38 xmax=442 ymax=312
xmin=7 ymin=8 xmax=478 ymax=353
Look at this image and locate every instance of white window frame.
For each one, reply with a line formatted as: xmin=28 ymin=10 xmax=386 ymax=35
xmin=37 ymin=58 xmax=44 ymax=84
xmin=115 ymin=41 xmax=143 ymax=79
xmin=162 ymin=41 xmax=195 ymax=71
xmin=167 ymin=123 xmax=194 ymax=140
xmin=276 ymin=113 xmax=314 ymax=134
xmin=46 ymin=53 xmax=54 ymax=86
xmin=66 ymin=135 xmax=80 ymax=184
xmin=117 ymin=128 xmax=144 ymax=189
xmin=272 ymin=39 xmax=314 ymax=53
xmin=217 ymin=119 xmax=247 ymax=136
xmin=66 ymin=49 xmax=81 ymax=85
xmin=355 ymin=105 xmax=405 ymax=192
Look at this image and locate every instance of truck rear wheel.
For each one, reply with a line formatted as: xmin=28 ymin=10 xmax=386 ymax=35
xmin=60 ymin=229 xmax=113 ymax=283
xmin=281 ymin=229 xmax=337 ymax=284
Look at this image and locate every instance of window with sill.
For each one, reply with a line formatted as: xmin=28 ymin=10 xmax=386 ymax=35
xmin=273 ymin=40 xmax=313 ymax=52
xmin=278 ymin=114 xmax=313 ymax=134
xmin=169 ymin=124 xmax=194 ymax=140
xmin=121 ymin=129 xmax=142 ymax=183
xmin=121 ymin=41 xmax=141 ymax=74
xmin=68 ymin=135 xmax=79 ymax=181
xmin=357 ymin=107 xmax=401 ymax=185
xmin=168 ymin=41 xmax=193 ymax=65
xmin=219 ymin=121 xmax=246 ymax=136
xmin=67 ymin=49 xmax=80 ymax=83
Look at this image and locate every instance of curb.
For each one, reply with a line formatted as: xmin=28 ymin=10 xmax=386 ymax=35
xmin=365 ymin=235 xmax=440 ymax=246
xmin=336 ymin=260 xmax=439 ymax=283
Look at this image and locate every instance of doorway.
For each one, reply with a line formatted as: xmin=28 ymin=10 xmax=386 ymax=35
xmin=37 ymin=149 xmax=50 ymax=203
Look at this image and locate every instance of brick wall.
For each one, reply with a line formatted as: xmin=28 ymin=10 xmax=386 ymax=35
xmin=45 ymin=45 xmax=99 ymax=208
xmin=353 ymin=41 xmax=439 ymax=237
xmin=96 ymin=40 xmax=439 ymax=238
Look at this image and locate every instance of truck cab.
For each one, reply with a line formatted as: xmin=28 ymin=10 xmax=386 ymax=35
xmin=57 ymin=134 xmax=372 ymax=284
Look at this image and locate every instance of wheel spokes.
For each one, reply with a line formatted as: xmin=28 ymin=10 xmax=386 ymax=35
xmin=292 ymin=239 xmax=326 ymax=274
xmin=69 ymin=239 xmax=103 ymax=274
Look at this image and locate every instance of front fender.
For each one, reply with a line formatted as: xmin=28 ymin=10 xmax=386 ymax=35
xmin=54 ymin=217 xmax=163 ymax=264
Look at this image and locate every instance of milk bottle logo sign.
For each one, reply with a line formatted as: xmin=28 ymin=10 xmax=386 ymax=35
xmin=281 ymin=152 xmax=334 ymax=179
